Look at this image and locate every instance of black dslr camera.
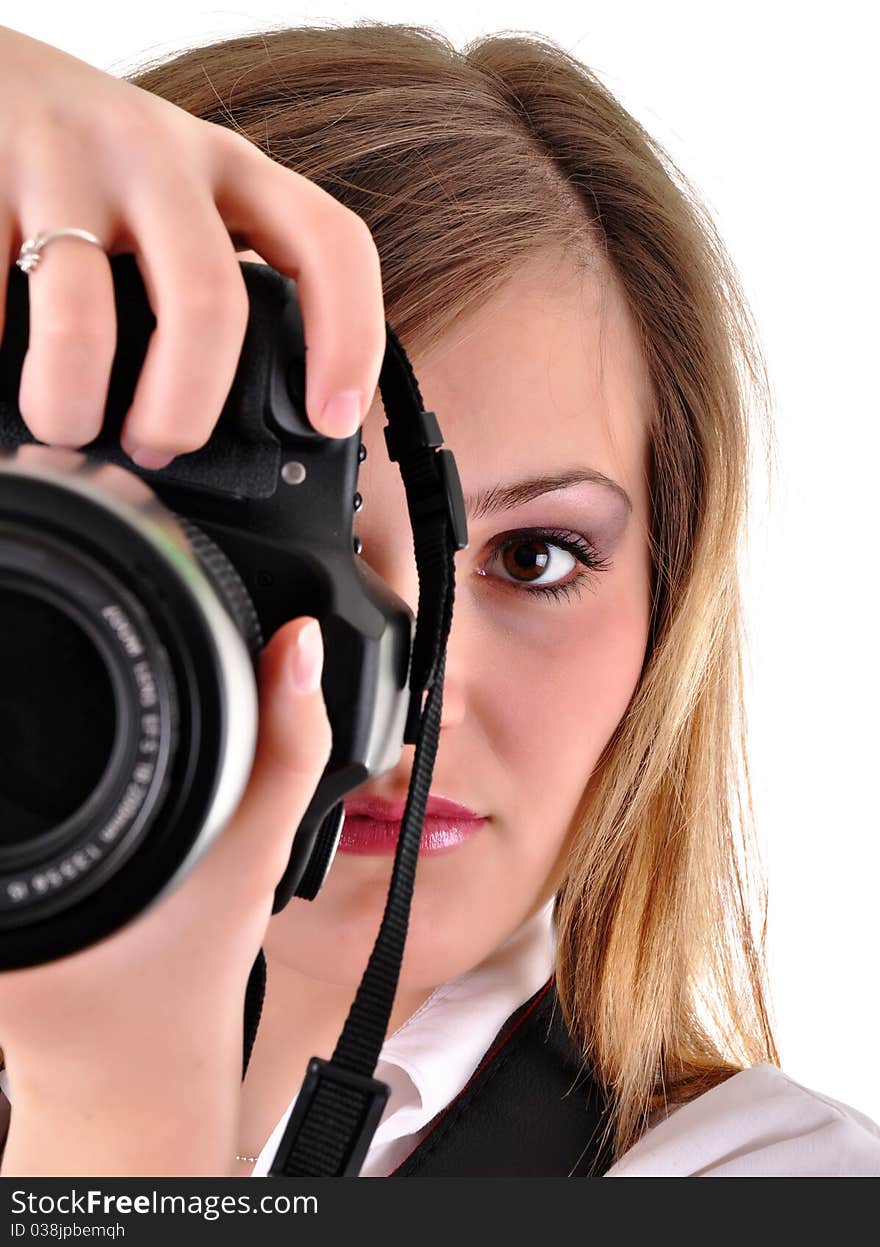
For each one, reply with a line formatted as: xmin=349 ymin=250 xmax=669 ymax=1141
xmin=0 ymin=254 xmax=464 ymax=973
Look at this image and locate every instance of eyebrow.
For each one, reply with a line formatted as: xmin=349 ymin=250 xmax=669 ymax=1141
xmin=464 ymin=469 xmax=632 ymax=521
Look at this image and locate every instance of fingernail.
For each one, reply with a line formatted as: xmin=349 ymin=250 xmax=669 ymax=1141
xmin=320 ymin=390 xmax=362 ymax=438
xmin=128 ymin=446 xmax=175 ymax=471
xmin=289 ymin=620 xmax=323 ymax=694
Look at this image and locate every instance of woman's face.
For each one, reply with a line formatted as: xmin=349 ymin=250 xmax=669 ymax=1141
xmin=255 ymin=248 xmax=654 ymax=999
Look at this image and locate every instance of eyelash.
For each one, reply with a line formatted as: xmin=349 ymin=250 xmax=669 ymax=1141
xmin=482 ymin=527 xmax=613 ymax=604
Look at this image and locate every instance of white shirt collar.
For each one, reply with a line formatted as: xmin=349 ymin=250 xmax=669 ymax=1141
xmin=370 ymin=896 xmax=557 ymax=1144
xmin=252 ymin=897 xmax=557 ymax=1176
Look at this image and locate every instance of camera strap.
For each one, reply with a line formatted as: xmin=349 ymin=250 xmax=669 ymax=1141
xmin=245 ymin=970 xmax=615 ymax=1179
xmin=264 ymin=322 xmax=468 ymax=1176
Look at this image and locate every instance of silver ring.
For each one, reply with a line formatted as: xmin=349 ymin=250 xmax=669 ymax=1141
xmin=16 ymin=228 xmax=106 ymax=275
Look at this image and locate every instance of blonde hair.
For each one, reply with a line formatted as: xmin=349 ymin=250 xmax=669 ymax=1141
xmin=118 ymin=21 xmax=778 ymax=1166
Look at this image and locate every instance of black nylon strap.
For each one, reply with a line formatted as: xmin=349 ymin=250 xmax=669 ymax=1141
xmin=242 ymin=947 xmax=266 ymax=1081
xmin=266 ymin=323 xmax=462 ymax=1176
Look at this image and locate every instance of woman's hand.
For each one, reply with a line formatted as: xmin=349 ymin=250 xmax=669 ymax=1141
xmin=0 ymin=613 xmax=331 ymax=1064
xmin=0 ymin=24 xmax=386 ymax=460
xmin=0 ymin=23 xmax=385 ymax=1172
xmin=0 ymin=613 xmax=332 ymax=1175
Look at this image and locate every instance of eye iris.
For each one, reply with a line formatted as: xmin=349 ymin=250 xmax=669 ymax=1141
xmin=503 ymin=539 xmax=550 ymax=583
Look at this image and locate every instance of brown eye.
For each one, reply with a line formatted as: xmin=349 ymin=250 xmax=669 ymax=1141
xmin=497 ymin=537 xmax=572 ymax=586
xmin=478 ymin=528 xmax=613 ymax=604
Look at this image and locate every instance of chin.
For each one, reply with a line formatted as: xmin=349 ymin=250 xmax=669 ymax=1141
xmin=262 ymin=846 xmax=512 ymax=994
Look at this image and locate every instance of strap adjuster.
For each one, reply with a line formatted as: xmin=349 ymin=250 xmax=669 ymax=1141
xmin=267 ymin=1056 xmax=390 ymax=1177
xmin=404 ymin=449 xmax=468 ymax=552
xmin=383 ymin=408 xmax=443 ymax=461
xmin=384 ymin=412 xmax=469 ymax=553
xmin=435 ymin=449 xmax=468 ymax=551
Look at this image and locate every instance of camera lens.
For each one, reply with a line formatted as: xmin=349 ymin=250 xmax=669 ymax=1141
xmin=0 ymin=586 xmax=117 ymax=846
xmin=0 ymin=449 xmax=260 ymax=969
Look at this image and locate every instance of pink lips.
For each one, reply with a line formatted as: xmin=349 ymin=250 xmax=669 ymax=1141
xmin=338 ymin=793 xmax=488 ymax=856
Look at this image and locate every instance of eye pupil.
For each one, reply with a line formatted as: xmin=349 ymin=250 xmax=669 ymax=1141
xmin=504 ymin=540 xmax=550 ymax=582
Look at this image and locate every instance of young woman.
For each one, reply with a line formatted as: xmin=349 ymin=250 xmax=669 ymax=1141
xmin=0 ymin=21 xmax=877 ymax=1178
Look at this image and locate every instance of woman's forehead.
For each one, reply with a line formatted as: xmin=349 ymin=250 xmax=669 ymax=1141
xmin=373 ymin=259 xmax=653 ymax=519
xmin=242 ymin=245 xmax=651 ymax=519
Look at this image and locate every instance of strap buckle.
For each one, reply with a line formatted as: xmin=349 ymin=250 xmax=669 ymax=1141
xmin=384 ymin=411 xmax=469 ymax=552
xmin=267 ymin=1056 xmax=390 ymax=1177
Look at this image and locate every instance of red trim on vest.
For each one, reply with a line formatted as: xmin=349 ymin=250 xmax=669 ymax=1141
xmin=386 ymin=973 xmax=556 ymax=1176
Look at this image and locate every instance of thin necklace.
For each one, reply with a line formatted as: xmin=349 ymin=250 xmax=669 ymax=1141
xmin=235 ymin=1151 xmax=259 ymax=1164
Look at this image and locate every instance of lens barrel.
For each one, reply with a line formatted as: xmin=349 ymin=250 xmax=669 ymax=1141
xmin=0 ymin=446 xmax=260 ymax=970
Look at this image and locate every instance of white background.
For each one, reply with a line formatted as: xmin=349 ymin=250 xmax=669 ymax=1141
xmin=4 ymin=2 xmax=878 ymax=1123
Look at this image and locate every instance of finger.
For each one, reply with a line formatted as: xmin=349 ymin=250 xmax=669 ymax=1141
xmin=214 ymin=617 xmax=332 ymax=893
xmin=12 ymin=171 xmax=118 ymax=448
xmin=117 ymin=180 xmax=251 ymax=468
xmin=209 ymin=127 xmax=386 ymax=439
xmin=0 ymin=213 xmax=13 ymax=349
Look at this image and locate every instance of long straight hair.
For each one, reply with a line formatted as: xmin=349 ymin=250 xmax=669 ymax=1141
xmin=125 ymin=20 xmax=779 ymax=1165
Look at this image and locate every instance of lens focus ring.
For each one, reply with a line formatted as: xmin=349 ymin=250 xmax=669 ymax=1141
xmin=173 ymin=515 xmax=263 ymax=660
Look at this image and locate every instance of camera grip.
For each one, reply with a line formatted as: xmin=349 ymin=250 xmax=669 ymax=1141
xmin=0 ymin=255 xmax=308 ymax=500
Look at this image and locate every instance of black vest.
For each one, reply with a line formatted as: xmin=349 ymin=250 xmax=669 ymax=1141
xmin=243 ymin=954 xmax=614 ymax=1178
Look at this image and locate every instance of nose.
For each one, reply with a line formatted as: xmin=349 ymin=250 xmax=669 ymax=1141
xmin=375 ymin=550 xmax=422 ymax=625
xmin=359 ymin=559 xmax=467 ymax=743
xmin=355 ymin=459 xmax=467 ymax=735
xmin=432 ymin=645 xmax=466 ymax=731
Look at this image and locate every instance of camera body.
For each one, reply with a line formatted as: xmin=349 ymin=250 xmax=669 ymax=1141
xmin=0 ymin=255 xmax=414 ymax=969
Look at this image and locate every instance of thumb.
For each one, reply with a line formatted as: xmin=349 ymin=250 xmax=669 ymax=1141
xmin=254 ymin=617 xmax=332 ymax=782
xmin=220 ymin=617 xmax=333 ymax=881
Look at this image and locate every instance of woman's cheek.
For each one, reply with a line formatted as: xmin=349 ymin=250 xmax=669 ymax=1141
xmin=474 ymin=588 xmax=649 ymax=800
xmin=477 ymin=572 xmax=643 ymax=693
